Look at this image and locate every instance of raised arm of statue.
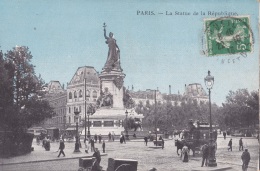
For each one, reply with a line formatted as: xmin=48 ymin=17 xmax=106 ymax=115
xmin=104 ymin=28 xmax=108 ymax=39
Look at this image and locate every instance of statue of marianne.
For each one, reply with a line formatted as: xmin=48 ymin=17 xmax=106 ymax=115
xmin=103 ymin=23 xmax=121 ymax=72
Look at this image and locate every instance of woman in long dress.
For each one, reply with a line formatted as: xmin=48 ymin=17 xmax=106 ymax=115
xmin=103 ymin=28 xmax=120 ymax=71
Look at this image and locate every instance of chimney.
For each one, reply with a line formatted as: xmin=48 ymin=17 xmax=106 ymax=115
xmin=169 ymin=85 xmax=171 ymax=95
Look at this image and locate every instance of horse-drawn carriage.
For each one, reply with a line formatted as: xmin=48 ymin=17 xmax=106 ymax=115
xmin=175 ymin=120 xmax=218 ymax=156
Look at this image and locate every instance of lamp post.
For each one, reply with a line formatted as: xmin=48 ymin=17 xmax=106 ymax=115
xmin=204 ymin=70 xmax=217 ymax=167
xmin=125 ymin=110 xmax=129 ymax=140
xmin=74 ymin=108 xmax=80 ymax=152
xmin=87 ymin=104 xmax=95 ymax=138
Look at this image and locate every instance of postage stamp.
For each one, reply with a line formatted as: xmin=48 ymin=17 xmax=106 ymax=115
xmin=204 ymin=16 xmax=253 ymax=56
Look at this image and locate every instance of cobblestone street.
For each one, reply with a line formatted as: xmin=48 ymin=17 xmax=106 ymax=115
xmin=0 ymin=135 xmax=258 ymax=171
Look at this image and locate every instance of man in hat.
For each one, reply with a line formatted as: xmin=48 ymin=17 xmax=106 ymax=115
xmin=228 ymin=139 xmax=232 ymax=151
xmin=201 ymin=144 xmax=209 ymax=167
xmin=57 ymin=139 xmax=65 ymax=157
xmin=93 ymin=148 xmax=101 ymax=165
xmin=241 ymin=148 xmax=250 ymax=171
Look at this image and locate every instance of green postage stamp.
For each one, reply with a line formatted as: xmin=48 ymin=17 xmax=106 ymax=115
xmin=204 ymin=16 xmax=253 ymax=56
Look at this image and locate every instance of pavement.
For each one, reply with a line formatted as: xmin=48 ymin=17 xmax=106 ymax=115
xmin=0 ymin=140 xmax=107 ymax=165
xmin=0 ymin=135 xmax=259 ymax=171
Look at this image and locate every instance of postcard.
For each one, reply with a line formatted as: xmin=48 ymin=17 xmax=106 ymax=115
xmin=0 ymin=1 xmax=259 ymax=171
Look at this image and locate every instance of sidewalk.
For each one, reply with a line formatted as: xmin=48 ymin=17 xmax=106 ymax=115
xmin=0 ymin=141 xmax=107 ymax=166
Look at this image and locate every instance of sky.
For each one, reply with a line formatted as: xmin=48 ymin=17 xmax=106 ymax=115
xmin=0 ymin=0 xmax=259 ymax=105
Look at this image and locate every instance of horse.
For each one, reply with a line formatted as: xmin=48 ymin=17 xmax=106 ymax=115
xmin=175 ymin=139 xmax=195 ymax=156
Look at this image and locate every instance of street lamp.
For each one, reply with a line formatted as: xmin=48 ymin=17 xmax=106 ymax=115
xmin=87 ymin=104 xmax=95 ymax=138
xmin=74 ymin=108 xmax=81 ymax=153
xmin=125 ymin=110 xmax=129 ymax=140
xmin=204 ymin=70 xmax=217 ymax=167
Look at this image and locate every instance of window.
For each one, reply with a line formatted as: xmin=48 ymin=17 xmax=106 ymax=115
xmin=69 ymin=117 xmax=71 ymax=123
xmin=79 ymin=106 xmax=81 ymax=112
xmin=74 ymin=91 xmax=77 ymax=98
xmin=86 ymin=90 xmax=90 ymax=97
xmin=79 ymin=90 xmax=83 ymax=98
xmin=93 ymin=121 xmax=102 ymax=127
xmin=69 ymin=107 xmax=71 ymax=113
xmin=93 ymin=91 xmax=97 ymax=98
xmin=104 ymin=121 xmax=114 ymax=127
xmin=69 ymin=92 xmax=72 ymax=99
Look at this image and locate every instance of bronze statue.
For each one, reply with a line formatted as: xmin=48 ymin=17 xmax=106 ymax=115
xmin=103 ymin=23 xmax=121 ymax=72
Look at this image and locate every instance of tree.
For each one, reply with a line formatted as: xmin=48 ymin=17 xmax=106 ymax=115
xmin=135 ymin=96 xmax=220 ymax=133
xmin=220 ymin=89 xmax=259 ymax=128
xmin=0 ymin=46 xmax=54 ymax=132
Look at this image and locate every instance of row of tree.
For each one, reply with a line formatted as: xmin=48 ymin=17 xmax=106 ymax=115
xmin=0 ymin=46 xmax=54 ymax=133
xmin=135 ymin=89 xmax=258 ymax=133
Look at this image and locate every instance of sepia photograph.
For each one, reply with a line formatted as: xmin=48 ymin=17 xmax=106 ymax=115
xmin=0 ymin=1 xmax=259 ymax=171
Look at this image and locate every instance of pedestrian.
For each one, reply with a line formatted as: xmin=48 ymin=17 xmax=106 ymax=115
xmin=57 ymin=139 xmax=65 ymax=157
xmin=98 ymin=134 xmax=102 ymax=143
xmin=94 ymin=134 xmax=98 ymax=143
xmin=120 ymin=134 xmax=123 ymax=144
xmin=102 ymin=140 xmax=105 ymax=153
xmin=133 ymin=133 xmax=136 ymax=138
xmin=181 ymin=145 xmax=189 ymax=162
xmin=93 ymin=148 xmax=101 ymax=165
xmin=223 ymin=131 xmax=226 ymax=140
xmin=122 ymin=134 xmax=126 ymax=144
xmin=91 ymin=138 xmax=95 ymax=152
xmin=239 ymin=138 xmax=243 ymax=151
xmin=144 ymin=136 xmax=148 ymax=146
xmin=241 ymin=148 xmax=250 ymax=171
xmin=42 ymin=136 xmax=47 ymax=147
xmin=161 ymin=138 xmax=164 ymax=149
xmin=228 ymin=139 xmax=232 ymax=151
xmin=108 ymin=132 xmax=111 ymax=141
xmin=92 ymin=148 xmax=102 ymax=171
xmin=45 ymin=137 xmax=51 ymax=151
xmin=201 ymin=144 xmax=209 ymax=167
xmin=84 ymin=138 xmax=89 ymax=153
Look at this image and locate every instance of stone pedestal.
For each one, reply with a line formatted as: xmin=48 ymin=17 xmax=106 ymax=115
xmin=99 ymin=70 xmax=125 ymax=109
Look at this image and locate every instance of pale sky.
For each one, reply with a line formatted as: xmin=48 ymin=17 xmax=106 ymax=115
xmin=0 ymin=0 xmax=258 ymax=105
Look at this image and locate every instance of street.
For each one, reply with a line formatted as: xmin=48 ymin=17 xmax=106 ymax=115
xmin=0 ymin=136 xmax=258 ymax=171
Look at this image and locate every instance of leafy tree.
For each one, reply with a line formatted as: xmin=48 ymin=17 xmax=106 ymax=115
xmin=0 ymin=46 xmax=54 ymax=132
xmin=135 ymin=96 xmax=220 ymax=133
xmin=220 ymin=89 xmax=259 ymax=128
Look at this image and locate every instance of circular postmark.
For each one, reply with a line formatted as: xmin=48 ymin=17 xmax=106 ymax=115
xmin=201 ymin=16 xmax=254 ymax=64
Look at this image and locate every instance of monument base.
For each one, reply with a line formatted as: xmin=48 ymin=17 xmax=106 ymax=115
xmin=81 ymin=108 xmax=143 ymax=136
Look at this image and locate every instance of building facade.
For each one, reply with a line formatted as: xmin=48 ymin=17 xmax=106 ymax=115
xmin=66 ymin=66 xmax=100 ymax=125
xmin=41 ymin=81 xmax=67 ymax=130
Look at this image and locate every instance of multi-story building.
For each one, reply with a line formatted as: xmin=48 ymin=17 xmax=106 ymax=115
xmin=66 ymin=66 xmax=100 ymax=125
xmin=41 ymin=81 xmax=67 ymax=130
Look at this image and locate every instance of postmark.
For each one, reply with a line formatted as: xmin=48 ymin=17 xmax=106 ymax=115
xmin=203 ymin=16 xmax=253 ymax=57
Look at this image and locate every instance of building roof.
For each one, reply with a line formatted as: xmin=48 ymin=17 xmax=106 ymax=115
xmin=46 ymin=81 xmax=64 ymax=94
xmin=184 ymin=83 xmax=208 ymax=97
xmin=68 ymin=66 xmax=100 ymax=86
